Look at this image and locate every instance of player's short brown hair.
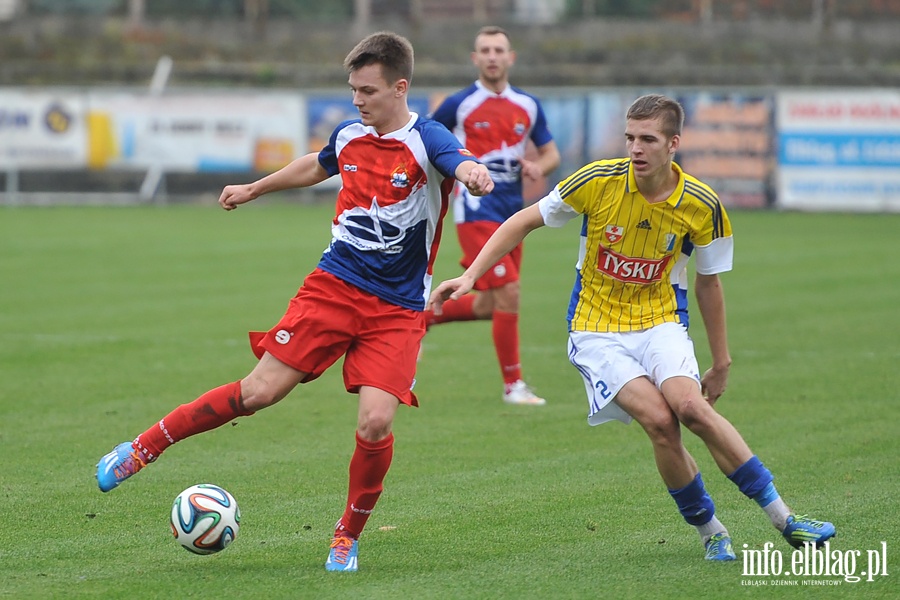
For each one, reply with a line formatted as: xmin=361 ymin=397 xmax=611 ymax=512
xmin=475 ymin=25 xmax=510 ymax=42
xmin=343 ymin=31 xmax=414 ymax=84
xmin=626 ymin=94 xmax=684 ymax=138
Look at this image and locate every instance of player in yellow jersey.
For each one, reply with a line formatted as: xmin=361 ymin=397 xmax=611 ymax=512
xmin=430 ymin=94 xmax=835 ymax=561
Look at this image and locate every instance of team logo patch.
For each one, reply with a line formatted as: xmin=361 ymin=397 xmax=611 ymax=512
xmin=663 ymin=233 xmax=677 ymax=252
xmin=390 ymin=165 xmax=409 ymax=188
xmin=514 ymin=121 xmax=526 ymax=136
xmin=605 ymin=225 xmax=625 ymax=244
xmin=493 ymin=264 xmax=507 ymax=278
xmin=457 ymin=148 xmax=475 ymax=157
xmin=274 ymin=330 xmax=292 ymax=344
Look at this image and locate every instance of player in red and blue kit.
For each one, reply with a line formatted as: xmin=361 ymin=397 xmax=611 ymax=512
xmin=95 ymin=32 xmax=493 ymax=573
xmin=423 ymin=26 xmax=560 ymax=406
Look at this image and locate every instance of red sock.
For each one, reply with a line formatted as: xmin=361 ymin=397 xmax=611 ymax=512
xmin=133 ymin=380 xmax=253 ymax=461
xmin=337 ymin=432 xmax=394 ymax=538
xmin=424 ymin=293 xmax=477 ymax=326
xmin=493 ymin=310 xmax=521 ymax=386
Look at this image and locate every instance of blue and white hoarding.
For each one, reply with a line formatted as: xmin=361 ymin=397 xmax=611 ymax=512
xmin=777 ymin=90 xmax=900 ymax=211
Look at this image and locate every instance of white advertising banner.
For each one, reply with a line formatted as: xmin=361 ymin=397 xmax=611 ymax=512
xmin=777 ymin=90 xmax=900 ymax=211
xmin=85 ymin=92 xmax=304 ymax=172
xmin=0 ymin=89 xmax=87 ymax=167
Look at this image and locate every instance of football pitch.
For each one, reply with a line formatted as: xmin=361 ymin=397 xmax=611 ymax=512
xmin=1 ymin=203 xmax=897 ymax=598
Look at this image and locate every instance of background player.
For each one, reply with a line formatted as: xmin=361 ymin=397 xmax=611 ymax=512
xmin=96 ymin=31 xmax=494 ymax=573
xmin=430 ymin=94 xmax=834 ymax=560
xmin=424 ymin=25 xmax=560 ymax=406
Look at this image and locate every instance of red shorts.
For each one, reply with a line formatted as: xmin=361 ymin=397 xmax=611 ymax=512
xmin=248 ymin=269 xmax=425 ymax=406
xmin=457 ymin=221 xmax=522 ymax=291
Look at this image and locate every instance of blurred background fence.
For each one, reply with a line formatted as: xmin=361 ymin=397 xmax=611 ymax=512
xmin=2 ymin=0 xmax=900 ymax=210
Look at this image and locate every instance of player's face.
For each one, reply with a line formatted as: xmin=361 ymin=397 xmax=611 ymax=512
xmin=625 ymin=117 xmax=679 ymax=178
xmin=348 ymin=63 xmax=407 ymax=132
xmin=472 ymin=33 xmax=515 ymax=86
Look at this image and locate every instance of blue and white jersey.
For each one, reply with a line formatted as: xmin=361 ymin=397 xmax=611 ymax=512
xmin=431 ymin=81 xmax=554 ymax=224
xmin=316 ymin=113 xmax=477 ymax=311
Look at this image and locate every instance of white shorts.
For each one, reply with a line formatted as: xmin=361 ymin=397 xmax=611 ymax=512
xmin=567 ymin=322 xmax=702 ymax=426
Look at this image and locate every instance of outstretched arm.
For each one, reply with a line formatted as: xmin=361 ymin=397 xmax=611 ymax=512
xmin=695 ymin=273 xmax=732 ymax=404
xmin=219 ymin=153 xmax=330 ymax=211
xmin=429 ymin=203 xmax=545 ymax=313
xmin=455 ymin=160 xmax=494 ymax=197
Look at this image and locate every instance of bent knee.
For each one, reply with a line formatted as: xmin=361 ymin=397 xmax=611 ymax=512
xmin=637 ymin=411 xmax=682 ymax=446
xmin=356 ymin=407 xmax=395 ymax=441
xmin=674 ymin=398 xmax=717 ymax=431
xmin=240 ymin=376 xmax=288 ymax=411
xmin=492 ymin=282 xmax=521 ymax=312
xmin=357 ymin=416 xmax=393 ymax=442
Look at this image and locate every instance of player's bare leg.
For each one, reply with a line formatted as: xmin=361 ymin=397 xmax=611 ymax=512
xmin=616 ymin=377 xmax=734 ymax=560
xmin=661 ymin=376 xmax=835 ymax=548
xmin=660 ymin=377 xmax=752 ymax=474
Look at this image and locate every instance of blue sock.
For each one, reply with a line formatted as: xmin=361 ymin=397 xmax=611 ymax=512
xmin=668 ymin=473 xmax=716 ymax=526
xmin=728 ymin=456 xmax=778 ymax=507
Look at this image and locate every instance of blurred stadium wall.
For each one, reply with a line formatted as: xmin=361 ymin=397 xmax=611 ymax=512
xmin=2 ymin=0 xmax=899 ymax=210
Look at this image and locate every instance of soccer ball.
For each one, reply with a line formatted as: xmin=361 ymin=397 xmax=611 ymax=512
xmin=170 ymin=484 xmax=240 ymax=555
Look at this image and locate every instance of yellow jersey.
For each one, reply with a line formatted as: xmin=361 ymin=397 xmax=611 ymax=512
xmin=538 ymin=158 xmax=733 ymax=333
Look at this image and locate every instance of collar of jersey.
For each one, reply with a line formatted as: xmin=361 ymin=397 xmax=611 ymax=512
xmin=474 ymin=80 xmax=511 ymax=97
xmin=366 ymin=112 xmax=419 ymax=139
xmin=626 ymin=160 xmax=687 ymax=208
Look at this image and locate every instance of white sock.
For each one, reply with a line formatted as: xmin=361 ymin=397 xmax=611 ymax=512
xmin=762 ymin=497 xmax=791 ymax=531
xmin=696 ymin=516 xmax=728 ymax=545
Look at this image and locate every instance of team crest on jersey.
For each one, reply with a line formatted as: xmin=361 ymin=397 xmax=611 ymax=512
xmin=390 ymin=164 xmax=410 ymax=188
xmin=662 ymin=233 xmax=677 ymax=252
xmin=458 ymin=148 xmax=475 ymax=157
xmin=605 ymin=225 xmax=625 ymax=244
xmin=513 ymin=120 xmax=526 ymax=136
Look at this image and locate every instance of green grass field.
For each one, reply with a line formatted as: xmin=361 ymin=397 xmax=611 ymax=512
xmin=1 ymin=203 xmax=898 ymax=599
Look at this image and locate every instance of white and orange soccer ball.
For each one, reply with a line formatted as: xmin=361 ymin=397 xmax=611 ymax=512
xmin=170 ymin=484 xmax=240 ymax=555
